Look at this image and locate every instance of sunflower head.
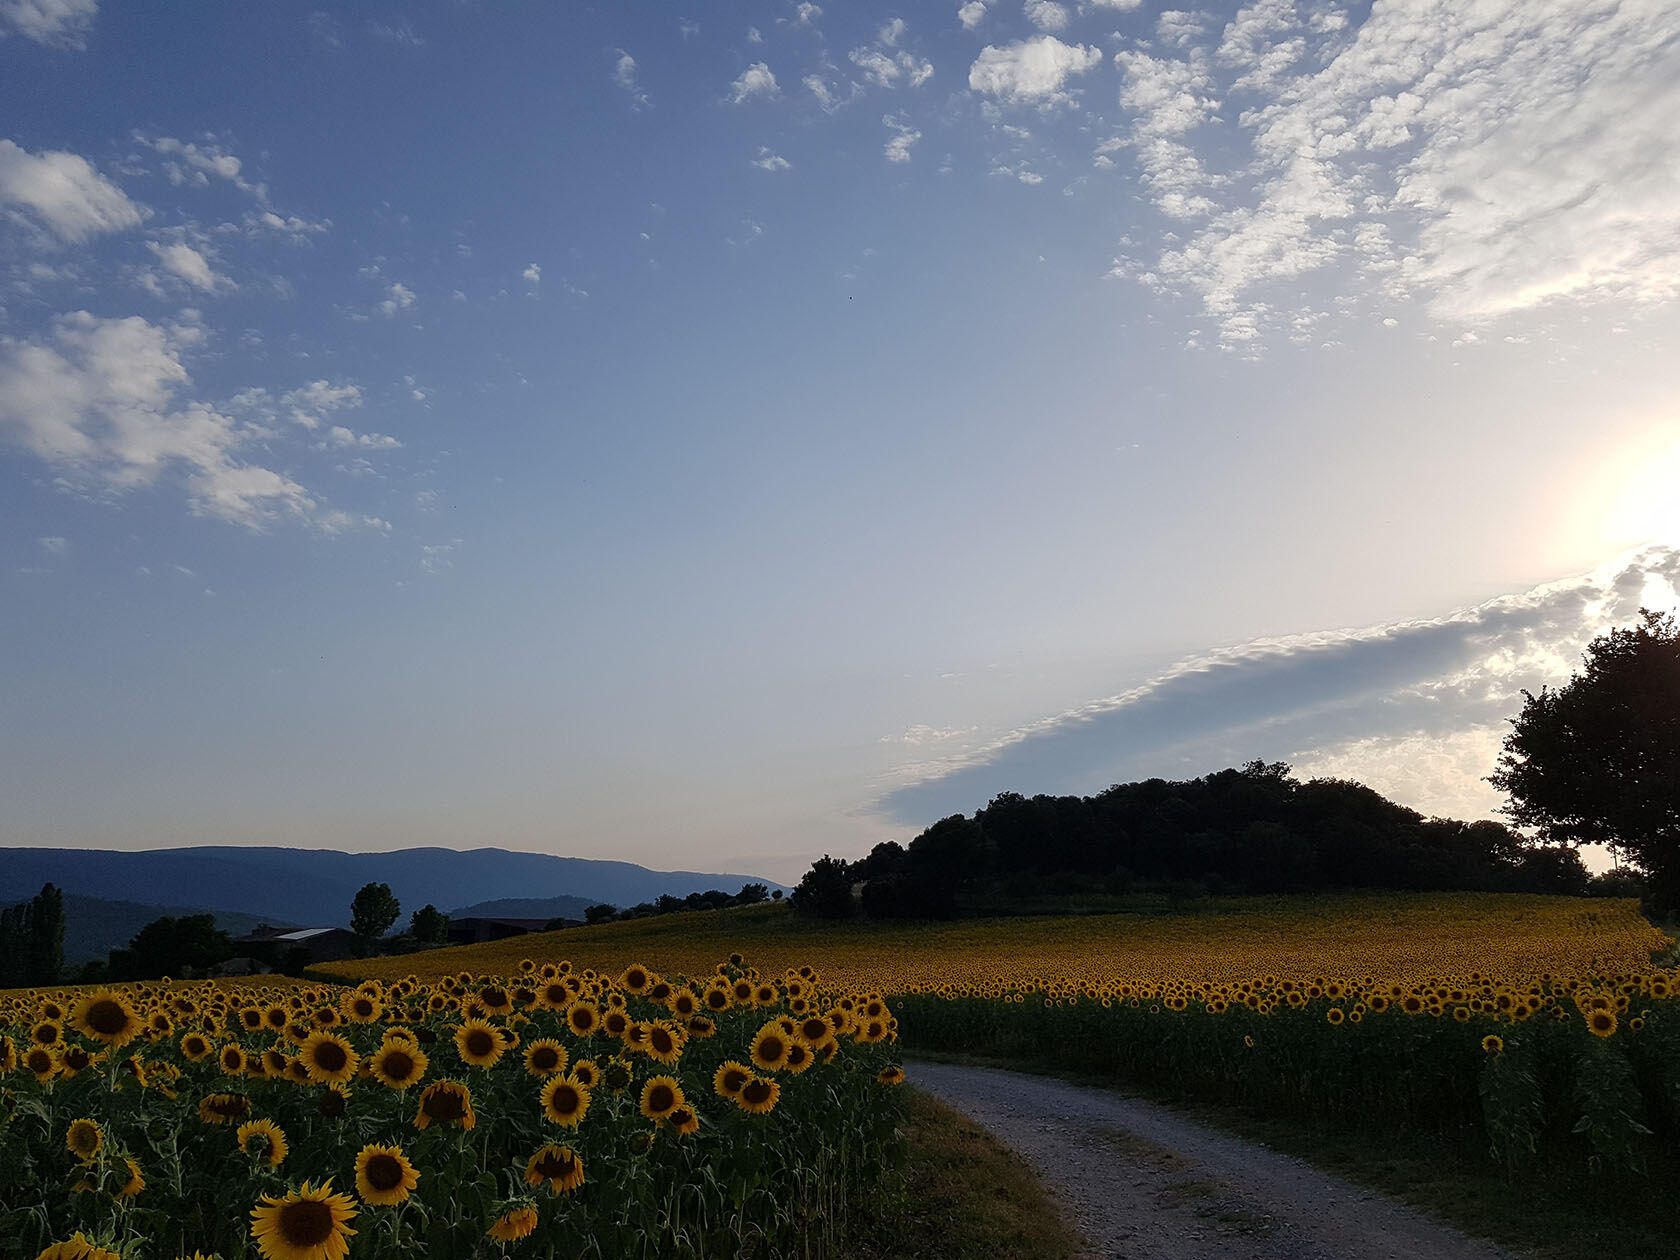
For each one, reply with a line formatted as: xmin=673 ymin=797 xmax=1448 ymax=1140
xmin=237 ymin=1119 xmax=289 ymax=1169
xmin=369 ymin=1042 xmax=429 ymax=1091
xmin=737 ymin=1076 xmax=780 ymax=1115
xmin=541 ymin=1075 xmax=590 ymax=1128
xmin=70 ymin=990 xmax=140 ymax=1048
xmin=354 ymin=1143 xmax=420 ymax=1206
xmin=299 ymin=1031 xmax=359 ymax=1086
xmin=250 ymin=1179 xmax=358 ymax=1260
xmin=525 ymin=1143 xmax=585 ymax=1194
xmin=639 ymin=1075 xmax=683 ymax=1121
xmin=713 ymin=1060 xmax=752 ymax=1099
xmin=524 ymin=1038 xmax=568 ymax=1077
xmin=415 ymin=1080 xmax=476 ymax=1130
xmin=487 ymin=1205 xmax=540 ymax=1243
xmin=65 ymin=1117 xmax=104 ymax=1162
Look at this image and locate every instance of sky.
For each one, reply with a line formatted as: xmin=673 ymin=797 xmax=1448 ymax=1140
xmin=3 ymin=0 xmax=1678 ymax=884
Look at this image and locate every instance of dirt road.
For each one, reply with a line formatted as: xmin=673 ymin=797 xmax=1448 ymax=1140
xmin=909 ymin=1061 xmax=1520 ymax=1260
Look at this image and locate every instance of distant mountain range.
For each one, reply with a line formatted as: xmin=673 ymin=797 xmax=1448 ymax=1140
xmin=0 ymin=847 xmax=788 ymax=933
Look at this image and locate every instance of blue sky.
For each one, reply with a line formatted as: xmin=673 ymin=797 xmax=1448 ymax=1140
xmin=3 ymin=0 xmax=1678 ymax=881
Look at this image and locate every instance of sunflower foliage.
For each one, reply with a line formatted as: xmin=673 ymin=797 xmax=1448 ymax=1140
xmin=0 ymin=961 xmax=906 ymax=1260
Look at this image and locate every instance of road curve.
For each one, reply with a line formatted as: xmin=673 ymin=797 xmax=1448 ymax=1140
xmin=909 ymin=1060 xmax=1521 ymax=1260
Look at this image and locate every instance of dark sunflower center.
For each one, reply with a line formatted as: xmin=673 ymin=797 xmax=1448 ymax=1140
xmin=531 ymin=1047 xmax=559 ymax=1070
xmin=742 ymin=1080 xmax=772 ymax=1104
xmin=552 ymin=1086 xmax=579 ymax=1113
xmin=534 ymin=1151 xmax=573 ymax=1178
xmin=482 ymin=988 xmax=508 ymax=1007
xmin=278 ymin=1199 xmax=335 ymax=1246
xmin=312 ymin=1041 xmax=348 ymax=1072
xmin=365 ymin=1153 xmax=405 ymax=1191
xmin=71 ymin=1125 xmax=98 ymax=1153
xmin=648 ymin=1084 xmax=674 ymax=1111
xmin=465 ymin=1030 xmax=495 ymax=1056
xmin=651 ymin=1030 xmax=673 ymax=1052
xmin=86 ymin=1000 xmax=129 ymax=1035
xmin=760 ymin=1037 xmax=784 ymax=1060
xmin=424 ymin=1088 xmax=465 ymax=1119
xmin=383 ymin=1051 xmax=416 ymax=1079
xmin=211 ymin=1096 xmax=249 ymax=1117
xmin=724 ymin=1069 xmax=748 ymax=1091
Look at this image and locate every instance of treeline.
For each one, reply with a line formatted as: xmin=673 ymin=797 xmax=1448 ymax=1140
xmin=793 ymin=762 xmax=1636 ymax=920
xmin=582 ymin=883 xmax=780 ymax=925
xmin=0 ymin=884 xmax=65 ymax=987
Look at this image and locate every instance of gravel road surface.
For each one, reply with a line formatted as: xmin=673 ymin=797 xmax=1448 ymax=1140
xmin=910 ymin=1061 xmax=1521 ymax=1260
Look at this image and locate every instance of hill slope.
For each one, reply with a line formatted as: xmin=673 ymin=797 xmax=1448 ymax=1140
xmin=0 ymin=847 xmax=788 ymax=930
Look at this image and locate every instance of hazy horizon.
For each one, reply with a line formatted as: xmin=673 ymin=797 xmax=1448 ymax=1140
xmin=4 ymin=1 xmax=1677 ymax=886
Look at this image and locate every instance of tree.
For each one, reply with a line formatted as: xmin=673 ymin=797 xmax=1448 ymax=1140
xmin=410 ymin=904 xmax=449 ymax=946
xmin=789 ymin=856 xmax=856 ymax=919
xmin=0 ymin=884 xmax=65 ymax=987
xmin=350 ymin=882 xmax=401 ymax=950
xmin=1489 ymin=608 xmax=1680 ymax=908
xmin=735 ymin=882 xmax=769 ymax=904
xmin=584 ymin=904 xmax=617 ymax=924
xmin=119 ymin=914 xmax=232 ymax=980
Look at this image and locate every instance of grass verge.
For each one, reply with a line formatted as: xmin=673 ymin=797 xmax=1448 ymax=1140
xmin=907 ymin=1050 xmax=1676 ymax=1260
xmin=856 ymin=1086 xmax=1083 ymax=1260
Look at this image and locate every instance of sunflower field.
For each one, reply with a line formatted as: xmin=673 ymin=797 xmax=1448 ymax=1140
xmin=325 ymin=893 xmax=1679 ymax=1174
xmin=0 ymin=957 xmax=905 ymax=1260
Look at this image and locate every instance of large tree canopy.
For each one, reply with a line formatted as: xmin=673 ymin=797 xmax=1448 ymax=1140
xmin=1489 ymin=608 xmax=1680 ymax=905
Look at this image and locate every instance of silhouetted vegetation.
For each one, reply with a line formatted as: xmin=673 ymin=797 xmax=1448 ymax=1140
xmin=0 ymin=884 xmax=64 ymax=986
xmin=1490 ymin=607 xmax=1679 ymax=913
xmin=349 ymin=881 xmax=401 ymax=953
xmin=574 ymin=883 xmax=776 ymax=927
xmin=409 ymin=903 xmax=450 ymax=946
xmin=795 ymin=762 xmax=1603 ymax=920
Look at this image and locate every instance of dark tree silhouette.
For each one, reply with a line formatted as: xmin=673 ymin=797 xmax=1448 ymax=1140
xmin=1489 ymin=608 xmax=1680 ymax=908
xmin=790 ymin=855 xmax=856 ymax=919
xmin=350 ymin=882 xmax=401 ymax=949
xmin=409 ymin=904 xmax=450 ymax=945
xmin=0 ymin=883 xmax=64 ymax=986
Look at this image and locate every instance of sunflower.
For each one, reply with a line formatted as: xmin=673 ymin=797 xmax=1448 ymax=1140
xmin=341 ymin=994 xmax=381 ymax=1024
xmin=703 ymin=986 xmax=732 ymax=1013
xmin=65 ymin=1118 xmax=104 ymax=1163
xmin=639 ymin=1075 xmax=684 ymax=1121
xmin=477 ymin=984 xmax=515 ymax=1016
xmin=568 ymin=1059 xmax=599 ymax=1089
xmin=1588 ymin=1009 xmax=1618 ymax=1038
xmin=1482 ymin=1034 xmax=1504 ymax=1054
xmin=540 ymin=1075 xmax=591 ymax=1127
xmin=414 ymin=1080 xmax=476 ymax=1130
xmin=525 ymin=1143 xmax=586 ymax=1194
xmin=199 ymin=1093 xmax=252 ymax=1124
xmin=220 ymin=1044 xmax=248 ymax=1075
xmin=69 ymin=990 xmax=140 ymax=1048
xmin=232 ymin=1118 xmax=289 ymax=1168
xmin=368 ymin=1042 xmax=429 ymax=1090
xmin=784 ymin=1042 xmax=813 ymax=1074
xmin=354 ymin=1144 xmax=420 ymax=1206
xmin=113 ymin=1158 xmax=145 ymax=1200
xmin=620 ymin=963 xmax=652 ymax=994
xmin=176 ymin=1030 xmax=212 ymax=1061
xmin=643 ymin=1021 xmax=684 ymax=1065
xmin=250 ymin=1180 xmax=357 ymax=1260
xmin=1325 ymin=1008 xmax=1344 ymax=1026
xmin=565 ymin=1001 xmax=600 ymax=1037
xmin=486 ymin=1205 xmax=539 ymax=1242
xmin=299 ymin=1031 xmax=359 ymax=1086
xmin=263 ymin=1049 xmax=292 ymax=1077
xmin=877 ymin=1065 xmax=906 ymax=1085
xmin=30 ymin=1020 xmax=63 ymax=1047
xmin=713 ymin=1060 xmax=752 ymax=1099
xmin=601 ymin=1010 xmax=630 ymax=1039
xmin=666 ymin=1105 xmax=700 ymax=1136
xmin=32 ymin=1232 xmax=122 ymax=1260
xmin=669 ymin=989 xmax=699 ymax=1018
xmin=750 ymin=1024 xmax=789 ymax=1072
xmin=736 ymin=1076 xmax=780 ymax=1115
xmin=0 ymin=1036 xmax=15 ymax=1073
xmin=523 ymin=1038 xmax=568 ymax=1077
xmin=452 ymin=1018 xmax=504 ymax=1069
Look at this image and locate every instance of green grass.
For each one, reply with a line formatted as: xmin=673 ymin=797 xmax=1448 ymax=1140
xmin=857 ymin=1087 xmax=1083 ymax=1260
xmin=908 ymin=1049 xmax=1678 ymax=1260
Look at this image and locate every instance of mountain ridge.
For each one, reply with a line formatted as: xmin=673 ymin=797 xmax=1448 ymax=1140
xmin=0 ymin=846 xmax=790 ymax=930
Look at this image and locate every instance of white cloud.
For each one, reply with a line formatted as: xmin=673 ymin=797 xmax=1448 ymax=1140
xmin=805 ymin=73 xmax=861 ymax=112
xmin=379 ymin=282 xmax=416 ymax=316
xmin=0 ymin=139 xmax=144 ymax=243
xmin=612 ymin=49 xmax=650 ymax=109
xmin=1024 ymin=1 xmax=1068 ymax=33
xmin=323 ymin=424 xmax=401 ymax=451
xmin=882 ymin=113 xmax=922 ymax=163
xmin=242 ymin=209 xmax=331 ymax=241
xmin=279 ymin=379 xmax=361 ymax=431
xmin=1155 ymin=10 xmax=1206 ymax=46
xmin=139 ymin=135 xmax=263 ymax=200
xmin=958 ymin=1 xmax=987 ymax=30
xmin=850 ymin=45 xmax=935 ymax=89
xmin=0 ymin=312 xmax=330 ymax=529
xmin=1084 ymin=0 xmax=1143 ymax=8
xmin=968 ymin=36 xmax=1103 ymax=106
xmin=37 ymin=535 xmax=68 ymax=554
xmin=1116 ymin=0 xmax=1680 ymax=344
xmin=792 ymin=3 xmax=822 ymax=27
xmin=145 ymin=241 xmax=226 ymax=291
xmin=522 ymin=262 xmax=541 ymax=286
xmin=878 ymin=17 xmax=907 ymax=45
xmin=752 ymin=147 xmax=792 ymax=171
xmin=0 ymin=0 xmax=97 ymax=49
xmin=728 ymin=62 xmax=780 ymax=103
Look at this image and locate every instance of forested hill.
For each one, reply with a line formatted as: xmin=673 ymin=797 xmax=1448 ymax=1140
xmin=0 ymin=847 xmax=788 ymax=929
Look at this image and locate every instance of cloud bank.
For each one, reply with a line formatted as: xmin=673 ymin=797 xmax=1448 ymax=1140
xmin=875 ymin=545 xmax=1680 ymax=825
